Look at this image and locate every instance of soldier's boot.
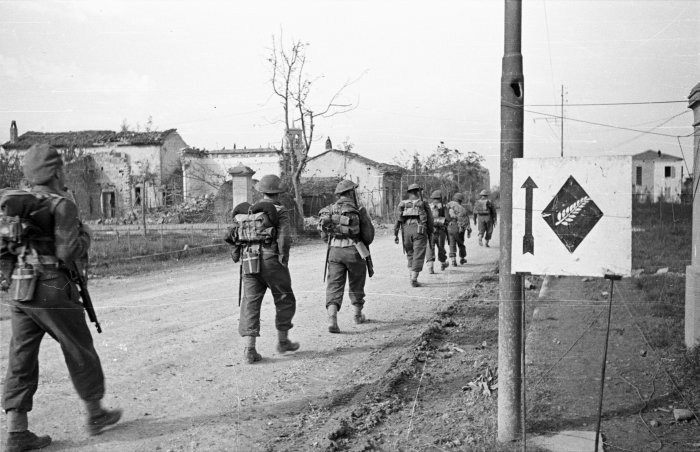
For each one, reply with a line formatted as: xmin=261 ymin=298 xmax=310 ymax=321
xmin=5 ymin=432 xmax=52 ymax=452
xmin=428 ymin=263 xmax=435 ymax=274
xmin=440 ymin=261 xmax=449 ymax=271
xmin=328 ymin=304 xmax=341 ymax=333
xmin=451 ymin=257 xmax=458 ymax=267
xmin=353 ymin=305 xmax=366 ymax=324
xmin=410 ymin=272 xmax=421 ymax=287
xmin=460 ymin=257 xmax=467 ymax=265
xmin=242 ymin=336 xmax=262 ymax=364
xmin=85 ymin=401 xmax=122 ymax=436
xmin=485 ymin=240 xmax=490 ymax=248
xmin=276 ymin=330 xmax=300 ymax=353
xmin=5 ymin=410 xmax=51 ymax=452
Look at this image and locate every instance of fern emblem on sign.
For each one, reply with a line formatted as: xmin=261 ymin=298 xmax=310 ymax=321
xmin=542 ymin=177 xmax=603 ymax=253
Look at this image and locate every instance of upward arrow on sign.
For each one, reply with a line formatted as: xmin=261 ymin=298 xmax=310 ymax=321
xmin=522 ymin=176 xmax=538 ymax=255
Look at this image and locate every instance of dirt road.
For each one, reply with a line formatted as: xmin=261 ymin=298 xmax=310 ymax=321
xmin=1 ymin=230 xmax=499 ymax=451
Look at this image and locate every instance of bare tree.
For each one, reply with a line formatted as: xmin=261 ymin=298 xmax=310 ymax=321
xmin=269 ymin=34 xmax=356 ymax=225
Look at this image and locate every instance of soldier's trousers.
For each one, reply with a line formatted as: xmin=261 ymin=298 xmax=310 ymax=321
xmin=3 ymin=271 xmax=105 ymax=413
xmin=477 ymin=215 xmax=494 ymax=241
xmin=447 ymin=222 xmax=467 ymax=259
xmin=402 ymin=223 xmax=427 ymax=272
xmin=425 ymin=229 xmax=447 ymax=263
xmin=239 ymin=254 xmax=296 ymax=337
xmin=326 ymin=246 xmax=367 ymax=310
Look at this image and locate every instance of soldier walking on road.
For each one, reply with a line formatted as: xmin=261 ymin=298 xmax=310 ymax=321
xmin=394 ymin=184 xmax=433 ymax=287
xmin=232 ymin=174 xmax=300 ymax=364
xmin=446 ymin=193 xmax=472 ymax=265
xmin=474 ymin=189 xmax=497 ymax=247
xmin=1 ymin=144 xmax=121 ymax=452
xmin=318 ymin=180 xmax=375 ymax=334
xmin=426 ymin=190 xmax=450 ymax=274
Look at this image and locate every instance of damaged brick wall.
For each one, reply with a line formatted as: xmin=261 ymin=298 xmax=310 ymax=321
xmin=64 ymin=152 xmax=131 ymax=220
xmin=64 ymin=155 xmax=101 ymax=219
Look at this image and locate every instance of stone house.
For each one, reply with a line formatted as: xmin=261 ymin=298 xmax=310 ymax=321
xmin=302 ymin=140 xmax=404 ymax=218
xmin=1 ymin=122 xmax=187 ymax=219
xmin=632 ymin=150 xmax=686 ymax=203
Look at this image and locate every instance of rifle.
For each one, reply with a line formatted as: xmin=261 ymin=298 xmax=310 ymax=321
xmin=238 ymin=263 xmax=243 ymax=307
xmin=323 ymin=234 xmax=331 ymax=282
xmin=351 ymin=190 xmax=375 ymax=278
xmin=68 ymin=261 xmax=102 ymax=334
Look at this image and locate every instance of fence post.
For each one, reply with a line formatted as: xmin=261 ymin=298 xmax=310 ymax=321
xmin=127 ymin=229 xmax=132 ymax=256
xmin=160 ymin=225 xmax=164 ymax=253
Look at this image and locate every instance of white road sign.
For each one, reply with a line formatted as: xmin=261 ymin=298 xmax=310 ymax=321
xmin=511 ymin=156 xmax=632 ymax=277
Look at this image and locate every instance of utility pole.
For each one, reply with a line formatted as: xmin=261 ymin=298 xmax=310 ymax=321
xmin=560 ymin=85 xmax=564 ymax=157
xmin=685 ymin=82 xmax=700 ymax=347
xmin=498 ymin=0 xmax=524 ymax=443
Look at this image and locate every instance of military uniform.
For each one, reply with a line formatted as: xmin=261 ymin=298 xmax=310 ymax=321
xmin=425 ymin=191 xmax=450 ymax=273
xmin=238 ymin=199 xmax=296 ymax=336
xmin=394 ymin=184 xmax=433 ymax=287
xmin=446 ymin=193 xmax=472 ymax=265
xmin=474 ymin=190 xmax=497 ymax=247
xmin=1 ymin=144 xmax=120 ymax=452
xmin=234 ymin=174 xmax=299 ymax=364
xmin=319 ymin=180 xmax=375 ymax=333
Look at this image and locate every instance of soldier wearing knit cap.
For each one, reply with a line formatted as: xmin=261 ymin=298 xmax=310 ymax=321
xmin=1 ymin=144 xmax=121 ymax=452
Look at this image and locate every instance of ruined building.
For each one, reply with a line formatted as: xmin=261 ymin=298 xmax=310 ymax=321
xmin=1 ymin=122 xmax=187 ymax=219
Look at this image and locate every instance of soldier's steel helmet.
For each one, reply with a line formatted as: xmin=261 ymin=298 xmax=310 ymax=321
xmin=407 ymin=183 xmax=422 ymax=192
xmin=430 ymin=190 xmax=442 ymax=200
xmin=334 ymin=179 xmax=357 ymax=194
xmin=453 ymin=193 xmax=465 ymax=202
xmin=479 ymin=189 xmax=489 ymax=197
xmin=257 ymin=174 xmax=286 ymax=194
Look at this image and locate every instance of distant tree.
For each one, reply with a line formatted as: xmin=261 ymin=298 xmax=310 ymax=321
xmin=268 ymin=34 xmax=356 ymax=227
xmin=392 ymin=142 xmax=487 ymax=201
xmin=0 ymin=153 xmax=23 ymax=188
xmin=120 ymin=118 xmax=130 ymax=132
xmin=341 ymin=137 xmax=354 ymax=153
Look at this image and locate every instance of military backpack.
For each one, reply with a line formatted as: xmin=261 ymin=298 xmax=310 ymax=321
xmin=474 ymin=198 xmax=491 ymax=215
xmin=319 ymin=203 xmax=361 ymax=239
xmin=430 ymin=202 xmax=446 ymax=228
xmin=401 ymin=200 xmax=423 ymax=218
xmin=229 ymin=201 xmax=279 ymax=245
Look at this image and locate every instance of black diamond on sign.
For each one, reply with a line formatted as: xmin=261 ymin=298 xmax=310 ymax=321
xmin=541 ymin=176 xmax=603 ymax=253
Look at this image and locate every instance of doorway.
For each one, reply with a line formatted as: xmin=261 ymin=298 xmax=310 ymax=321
xmin=101 ymin=192 xmax=116 ymax=218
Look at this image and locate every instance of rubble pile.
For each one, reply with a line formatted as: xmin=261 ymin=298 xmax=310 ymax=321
xmin=88 ymin=195 xmax=221 ymax=225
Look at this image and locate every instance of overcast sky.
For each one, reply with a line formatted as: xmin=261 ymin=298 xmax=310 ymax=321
xmin=1 ymin=0 xmax=698 ymax=185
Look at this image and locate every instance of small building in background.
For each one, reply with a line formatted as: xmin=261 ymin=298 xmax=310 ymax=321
xmin=180 ymin=146 xmax=284 ymax=201
xmin=302 ymin=140 xmax=404 ymax=218
xmin=632 ymin=150 xmax=685 ymax=203
xmin=1 ymin=122 xmax=188 ymax=219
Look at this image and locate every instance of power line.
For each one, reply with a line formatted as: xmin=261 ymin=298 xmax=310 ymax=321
xmin=503 ymin=103 xmax=693 ymax=138
xmin=610 ymin=110 xmax=690 ymax=150
xmin=525 ymin=100 xmax=687 ymax=107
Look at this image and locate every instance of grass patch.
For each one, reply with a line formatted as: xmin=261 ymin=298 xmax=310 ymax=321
xmin=632 ymin=202 xmax=692 ymax=273
xmin=631 ymin=273 xmax=686 ymax=349
xmin=88 ymin=230 xmax=229 ymax=277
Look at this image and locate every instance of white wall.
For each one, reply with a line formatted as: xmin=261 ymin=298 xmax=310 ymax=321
xmin=182 ymin=150 xmax=283 ymax=199
xmin=632 ymin=159 xmax=684 ymax=202
xmin=653 ymin=160 xmax=684 ymax=202
xmin=304 ymin=151 xmax=387 ymax=216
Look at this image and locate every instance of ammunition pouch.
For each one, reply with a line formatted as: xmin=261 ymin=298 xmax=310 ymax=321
xmin=0 ymin=215 xmax=23 ymax=243
xmin=241 ymin=248 xmax=261 ymax=275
